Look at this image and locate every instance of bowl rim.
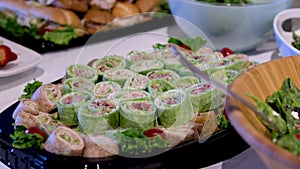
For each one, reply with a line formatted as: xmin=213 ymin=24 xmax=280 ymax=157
xmin=225 ymin=56 xmax=300 ymax=168
xmin=182 ymin=0 xmax=294 ymax=7
xmin=273 ymin=8 xmax=300 ymax=55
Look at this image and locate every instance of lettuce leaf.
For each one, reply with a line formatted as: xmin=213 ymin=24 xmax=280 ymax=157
xmin=42 ymin=26 xmax=77 ymax=45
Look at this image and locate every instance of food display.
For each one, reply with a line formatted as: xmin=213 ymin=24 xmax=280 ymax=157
xmin=0 ymin=0 xmax=168 ymax=50
xmin=9 ymin=36 xmax=257 ymax=160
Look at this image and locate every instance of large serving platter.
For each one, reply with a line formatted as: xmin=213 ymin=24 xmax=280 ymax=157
xmin=0 ymin=98 xmax=249 ymax=169
xmin=0 ymin=31 xmax=250 ymax=169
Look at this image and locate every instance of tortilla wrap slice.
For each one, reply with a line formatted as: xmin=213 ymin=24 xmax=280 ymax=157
xmin=56 ymin=91 xmax=92 ymax=126
xmin=31 ymin=84 xmax=63 ymax=113
xmin=12 ymin=98 xmax=40 ymax=120
xmin=78 ymin=98 xmax=119 ymax=134
xmin=44 ymin=126 xmax=84 ymax=156
xmin=119 ymin=100 xmax=156 ymax=130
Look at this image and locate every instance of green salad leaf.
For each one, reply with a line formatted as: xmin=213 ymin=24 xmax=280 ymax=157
xmin=113 ymin=128 xmax=169 ymax=155
xmin=43 ymin=26 xmax=77 ymax=45
xmin=292 ymin=31 xmax=300 ymax=51
xmin=10 ymin=125 xmax=44 ymax=150
xmin=18 ymin=79 xmax=43 ymax=100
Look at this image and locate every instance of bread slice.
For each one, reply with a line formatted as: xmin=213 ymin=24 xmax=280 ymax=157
xmin=111 ymin=2 xmax=140 ymax=18
xmin=29 ymin=6 xmax=82 ymax=28
xmin=52 ymin=0 xmax=88 ymax=13
xmin=135 ymin=0 xmax=162 ymax=13
xmin=83 ymin=9 xmax=112 ymax=34
xmin=83 ymin=9 xmax=112 ymax=24
xmin=0 ymin=0 xmax=29 ymax=16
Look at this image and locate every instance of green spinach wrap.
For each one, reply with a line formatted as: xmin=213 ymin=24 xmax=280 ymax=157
xmin=126 ymin=50 xmax=154 ymax=65
xmin=123 ymin=74 xmax=149 ymax=91
xmin=77 ymin=98 xmax=119 ymax=134
xmin=211 ymin=69 xmax=239 ymax=86
xmin=63 ymin=77 xmax=95 ymax=93
xmin=225 ymin=54 xmax=249 ymax=71
xmin=154 ymin=89 xmax=194 ymax=128
xmin=185 ymin=83 xmax=222 ymax=113
xmin=171 ymin=76 xmax=200 ymax=89
xmin=66 ymin=64 xmax=98 ymax=83
xmin=148 ymin=78 xmax=175 ymax=99
xmin=92 ymin=81 xmax=121 ymax=98
xmin=103 ymin=68 xmax=136 ymax=86
xmin=205 ymin=58 xmax=232 ymax=75
xmin=110 ymin=90 xmax=152 ymax=104
xmin=163 ymin=58 xmax=183 ymax=73
xmin=119 ymin=100 xmax=156 ymax=130
xmin=129 ymin=59 xmax=164 ymax=75
xmin=146 ymin=69 xmax=180 ymax=82
xmin=91 ymin=55 xmax=126 ymax=77
xmin=56 ymin=91 xmax=92 ymax=126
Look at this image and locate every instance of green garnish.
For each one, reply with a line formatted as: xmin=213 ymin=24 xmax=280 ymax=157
xmin=10 ymin=125 xmax=44 ymax=150
xmin=292 ymin=31 xmax=300 ymax=50
xmin=18 ymin=79 xmax=43 ymax=100
xmin=113 ymin=128 xmax=169 ymax=155
xmin=168 ymin=37 xmax=207 ymax=51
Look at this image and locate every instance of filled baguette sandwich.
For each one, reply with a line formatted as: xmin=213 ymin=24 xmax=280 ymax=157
xmin=0 ymin=0 xmax=84 ymax=45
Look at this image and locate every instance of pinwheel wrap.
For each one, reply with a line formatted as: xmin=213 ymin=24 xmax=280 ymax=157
xmin=163 ymin=58 xmax=183 ymax=73
xmin=211 ymin=69 xmax=239 ymax=86
xmin=91 ymin=55 xmax=126 ymax=77
xmin=148 ymin=78 xmax=175 ymax=99
xmin=123 ymin=74 xmax=149 ymax=91
xmin=31 ymin=84 xmax=63 ymax=113
xmin=185 ymin=83 xmax=222 ymax=113
xmin=110 ymin=90 xmax=152 ymax=104
xmin=77 ymin=98 xmax=119 ymax=134
xmin=63 ymin=77 xmax=95 ymax=93
xmin=92 ymin=81 xmax=121 ymax=98
xmin=43 ymin=126 xmax=84 ymax=156
xmin=103 ymin=68 xmax=136 ymax=86
xmin=171 ymin=76 xmax=200 ymax=89
xmin=12 ymin=98 xmax=40 ymax=120
xmin=129 ymin=59 xmax=164 ymax=75
xmin=66 ymin=64 xmax=98 ymax=83
xmin=154 ymin=89 xmax=194 ymax=128
xmin=119 ymin=100 xmax=156 ymax=130
xmin=146 ymin=69 xmax=180 ymax=82
xmin=126 ymin=50 xmax=154 ymax=65
xmin=56 ymin=91 xmax=92 ymax=126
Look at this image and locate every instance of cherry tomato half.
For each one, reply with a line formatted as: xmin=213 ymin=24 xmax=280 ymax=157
xmin=25 ymin=127 xmax=47 ymax=140
xmin=220 ymin=47 xmax=234 ymax=57
xmin=143 ymin=128 xmax=164 ymax=138
xmin=295 ymin=133 xmax=300 ymax=141
xmin=223 ymin=109 xmax=228 ymax=120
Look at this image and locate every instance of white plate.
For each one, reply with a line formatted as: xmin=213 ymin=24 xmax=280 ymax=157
xmin=0 ymin=37 xmax=42 ymax=77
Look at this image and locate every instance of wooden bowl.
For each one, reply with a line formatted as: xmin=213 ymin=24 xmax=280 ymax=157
xmin=226 ymin=56 xmax=300 ymax=169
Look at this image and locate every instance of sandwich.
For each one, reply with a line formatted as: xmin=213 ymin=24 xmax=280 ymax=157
xmin=0 ymin=0 xmax=84 ymax=45
xmin=82 ymin=9 xmax=113 ymax=34
xmin=50 ymin=0 xmax=89 ymax=13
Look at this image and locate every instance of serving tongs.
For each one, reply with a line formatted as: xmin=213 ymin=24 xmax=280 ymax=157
xmin=169 ymin=44 xmax=283 ymax=136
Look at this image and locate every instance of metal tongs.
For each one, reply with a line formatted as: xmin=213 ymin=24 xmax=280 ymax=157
xmin=169 ymin=44 xmax=283 ymax=136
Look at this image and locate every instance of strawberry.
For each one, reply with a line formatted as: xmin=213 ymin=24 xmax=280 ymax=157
xmin=0 ymin=45 xmax=18 ymax=67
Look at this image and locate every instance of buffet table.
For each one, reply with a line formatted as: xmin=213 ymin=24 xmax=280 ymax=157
xmin=0 ymin=4 xmax=295 ymax=166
